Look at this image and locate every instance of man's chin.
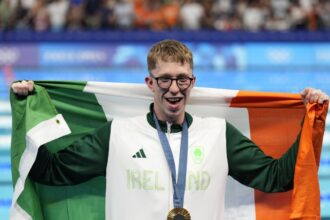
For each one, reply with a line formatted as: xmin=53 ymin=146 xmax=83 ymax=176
xmin=165 ymin=109 xmax=184 ymax=123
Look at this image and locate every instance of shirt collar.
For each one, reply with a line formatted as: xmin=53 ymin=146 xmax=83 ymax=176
xmin=146 ymin=103 xmax=193 ymax=133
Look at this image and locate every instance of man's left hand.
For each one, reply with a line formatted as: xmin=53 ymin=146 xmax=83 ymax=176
xmin=301 ymin=88 xmax=329 ymax=105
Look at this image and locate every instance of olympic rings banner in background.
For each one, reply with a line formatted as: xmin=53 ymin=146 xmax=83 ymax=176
xmin=2 ymin=43 xmax=330 ymax=69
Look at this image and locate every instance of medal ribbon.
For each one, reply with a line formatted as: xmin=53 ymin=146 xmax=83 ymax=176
xmin=153 ymin=113 xmax=188 ymax=208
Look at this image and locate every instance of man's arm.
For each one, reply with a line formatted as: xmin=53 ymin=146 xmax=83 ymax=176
xmin=29 ymin=121 xmax=111 ymax=186
xmin=226 ymin=121 xmax=299 ymax=192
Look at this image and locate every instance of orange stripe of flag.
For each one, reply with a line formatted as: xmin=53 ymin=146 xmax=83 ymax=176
xmin=230 ymin=90 xmax=325 ymax=220
xmin=249 ymin=107 xmax=304 ymax=220
xmin=230 ymin=90 xmax=304 ymax=109
xmin=290 ymin=102 xmax=328 ymax=220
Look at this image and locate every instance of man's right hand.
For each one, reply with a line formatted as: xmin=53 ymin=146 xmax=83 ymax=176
xmin=11 ymin=80 xmax=34 ymax=96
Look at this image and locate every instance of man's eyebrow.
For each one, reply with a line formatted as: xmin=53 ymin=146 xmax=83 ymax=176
xmin=177 ymin=73 xmax=193 ymax=77
xmin=157 ymin=73 xmax=172 ymax=78
xmin=158 ymin=73 xmax=192 ymax=78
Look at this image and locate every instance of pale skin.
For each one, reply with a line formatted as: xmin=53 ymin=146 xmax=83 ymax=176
xmin=145 ymin=60 xmax=195 ymax=124
xmin=11 ymin=61 xmax=329 ymax=124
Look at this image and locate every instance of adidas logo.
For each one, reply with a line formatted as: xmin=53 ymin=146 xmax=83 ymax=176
xmin=132 ymin=148 xmax=146 ymax=158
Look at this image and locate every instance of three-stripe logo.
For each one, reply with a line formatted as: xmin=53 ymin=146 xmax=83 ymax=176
xmin=132 ymin=148 xmax=146 ymax=158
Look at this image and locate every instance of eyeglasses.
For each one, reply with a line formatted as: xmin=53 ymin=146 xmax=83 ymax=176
xmin=150 ymin=74 xmax=195 ymax=90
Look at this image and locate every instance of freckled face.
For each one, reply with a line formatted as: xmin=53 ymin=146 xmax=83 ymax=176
xmin=145 ymin=60 xmax=195 ymax=124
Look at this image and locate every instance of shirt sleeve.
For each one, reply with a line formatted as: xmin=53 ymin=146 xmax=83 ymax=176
xmin=226 ymin=121 xmax=300 ymax=193
xmin=29 ymin=121 xmax=112 ymax=186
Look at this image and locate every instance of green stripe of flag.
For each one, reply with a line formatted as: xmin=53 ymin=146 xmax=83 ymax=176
xmin=10 ymin=81 xmax=108 ymax=220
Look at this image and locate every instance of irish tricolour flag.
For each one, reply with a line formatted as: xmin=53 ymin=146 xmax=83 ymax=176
xmin=10 ymin=81 xmax=327 ymax=220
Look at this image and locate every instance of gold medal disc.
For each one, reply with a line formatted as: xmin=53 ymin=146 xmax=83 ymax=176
xmin=167 ymin=208 xmax=191 ymax=220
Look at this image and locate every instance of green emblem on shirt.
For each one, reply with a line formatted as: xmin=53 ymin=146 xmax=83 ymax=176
xmin=191 ymin=146 xmax=204 ymax=164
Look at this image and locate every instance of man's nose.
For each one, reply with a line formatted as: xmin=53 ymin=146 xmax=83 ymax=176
xmin=168 ymin=79 xmax=180 ymax=93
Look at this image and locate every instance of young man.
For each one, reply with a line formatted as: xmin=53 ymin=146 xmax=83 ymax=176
xmin=12 ymin=40 xmax=329 ymax=220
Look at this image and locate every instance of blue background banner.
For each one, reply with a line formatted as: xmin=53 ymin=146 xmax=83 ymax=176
xmin=3 ymin=42 xmax=330 ymax=69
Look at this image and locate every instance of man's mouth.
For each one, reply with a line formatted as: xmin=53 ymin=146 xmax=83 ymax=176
xmin=165 ymin=97 xmax=183 ymax=105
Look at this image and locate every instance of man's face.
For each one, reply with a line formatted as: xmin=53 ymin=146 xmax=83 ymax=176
xmin=145 ymin=60 xmax=195 ymax=124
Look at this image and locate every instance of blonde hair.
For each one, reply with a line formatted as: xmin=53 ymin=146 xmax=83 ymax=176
xmin=147 ymin=39 xmax=193 ymax=72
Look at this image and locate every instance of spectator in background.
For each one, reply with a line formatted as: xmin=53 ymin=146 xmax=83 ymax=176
xmin=211 ymin=0 xmax=242 ymax=31
xmin=242 ymin=1 xmax=267 ymax=31
xmin=235 ymin=0 xmax=248 ymax=21
xmin=289 ymin=0 xmax=307 ymax=30
xmin=65 ymin=1 xmax=86 ymax=30
xmin=212 ymin=0 xmax=233 ymax=17
xmin=179 ymin=0 xmax=205 ymax=30
xmin=47 ymin=0 xmax=69 ymax=31
xmin=161 ymin=0 xmax=180 ymax=30
xmin=28 ymin=0 xmax=50 ymax=31
xmin=270 ymin=0 xmax=290 ymax=19
xmin=133 ymin=0 xmax=165 ymax=30
xmin=113 ymin=0 xmax=134 ymax=29
xmin=299 ymin=0 xmax=318 ymax=13
xmin=265 ymin=8 xmax=291 ymax=31
xmin=307 ymin=3 xmax=321 ymax=30
xmin=21 ymin=0 xmax=37 ymax=11
xmin=146 ymin=0 xmax=166 ymax=30
xmin=84 ymin=0 xmax=102 ymax=29
xmin=318 ymin=0 xmax=330 ymax=30
xmin=100 ymin=0 xmax=116 ymax=29
xmin=0 ymin=0 xmax=16 ymax=30
xmin=201 ymin=0 xmax=214 ymax=29
xmin=133 ymin=0 xmax=151 ymax=28
xmin=12 ymin=0 xmax=30 ymax=30
xmin=147 ymin=0 xmax=163 ymax=30
xmin=12 ymin=0 xmax=37 ymax=27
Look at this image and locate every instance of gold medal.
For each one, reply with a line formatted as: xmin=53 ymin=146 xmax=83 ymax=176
xmin=167 ymin=208 xmax=191 ymax=220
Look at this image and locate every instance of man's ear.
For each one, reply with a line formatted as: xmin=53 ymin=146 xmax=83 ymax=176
xmin=145 ymin=76 xmax=154 ymax=92
xmin=191 ymin=75 xmax=196 ymax=88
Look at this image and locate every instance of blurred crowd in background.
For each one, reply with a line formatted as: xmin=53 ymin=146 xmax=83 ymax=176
xmin=1 ymin=0 xmax=330 ymax=32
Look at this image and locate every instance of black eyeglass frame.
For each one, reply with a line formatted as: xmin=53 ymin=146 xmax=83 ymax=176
xmin=150 ymin=74 xmax=195 ymax=90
